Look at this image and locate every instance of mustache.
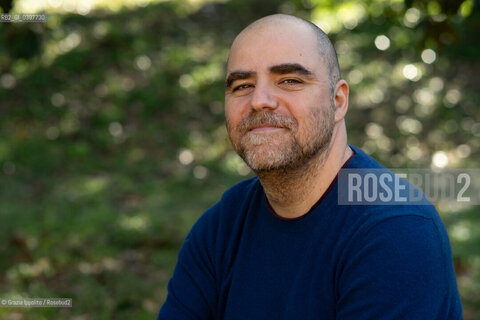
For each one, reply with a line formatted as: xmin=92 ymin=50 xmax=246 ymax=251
xmin=237 ymin=111 xmax=297 ymax=133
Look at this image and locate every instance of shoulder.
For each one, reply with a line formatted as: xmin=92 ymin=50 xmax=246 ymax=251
xmin=341 ymin=146 xmax=443 ymax=224
xmin=336 ymin=201 xmax=454 ymax=281
xmin=219 ymin=176 xmax=261 ymax=211
xmin=354 ymin=203 xmax=444 ymax=232
xmin=335 ymin=207 xmax=462 ymax=318
xmin=201 ymin=176 xmax=261 ymax=222
xmin=339 ymin=198 xmax=449 ymax=256
xmin=337 ymin=146 xmax=452 ymax=259
xmin=355 ymin=205 xmax=447 ymax=249
xmin=335 ymin=203 xmax=455 ymax=298
xmin=187 ymin=176 xmax=261 ymax=239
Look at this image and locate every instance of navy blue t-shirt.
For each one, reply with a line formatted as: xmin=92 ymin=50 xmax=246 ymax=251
xmin=158 ymin=146 xmax=463 ymax=319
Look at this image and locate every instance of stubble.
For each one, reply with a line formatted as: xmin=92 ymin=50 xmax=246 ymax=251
xmin=227 ymin=106 xmax=334 ymax=173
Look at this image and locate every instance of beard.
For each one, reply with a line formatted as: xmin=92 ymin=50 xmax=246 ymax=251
xmin=226 ymin=104 xmax=335 ymax=173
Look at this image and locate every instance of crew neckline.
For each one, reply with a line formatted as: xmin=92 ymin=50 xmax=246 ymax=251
xmin=265 ymin=148 xmax=356 ymax=221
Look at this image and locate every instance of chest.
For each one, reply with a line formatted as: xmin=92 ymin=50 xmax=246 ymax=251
xmin=217 ymin=220 xmax=341 ymax=320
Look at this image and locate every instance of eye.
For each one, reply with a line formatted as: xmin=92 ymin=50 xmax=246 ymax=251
xmin=280 ymin=78 xmax=303 ymax=85
xmin=232 ymin=83 xmax=254 ymax=92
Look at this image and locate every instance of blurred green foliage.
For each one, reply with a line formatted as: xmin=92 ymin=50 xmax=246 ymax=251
xmin=0 ymin=0 xmax=479 ymax=318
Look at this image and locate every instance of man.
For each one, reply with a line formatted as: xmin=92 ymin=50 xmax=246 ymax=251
xmin=158 ymin=14 xmax=463 ymax=319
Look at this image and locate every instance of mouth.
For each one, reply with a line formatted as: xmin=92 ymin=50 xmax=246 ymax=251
xmin=248 ymin=124 xmax=285 ymax=133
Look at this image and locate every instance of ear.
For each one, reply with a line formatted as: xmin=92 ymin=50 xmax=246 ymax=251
xmin=333 ymin=80 xmax=349 ymax=123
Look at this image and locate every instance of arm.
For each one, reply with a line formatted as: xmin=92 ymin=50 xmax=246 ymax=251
xmin=157 ymin=209 xmax=218 ymax=320
xmin=336 ymin=214 xmax=463 ymax=320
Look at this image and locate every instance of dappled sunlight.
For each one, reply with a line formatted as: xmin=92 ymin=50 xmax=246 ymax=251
xmin=0 ymin=73 xmax=16 ymax=89
xmin=53 ymin=175 xmax=110 ymax=200
xmin=312 ymin=1 xmax=368 ymax=33
xmin=178 ymin=148 xmax=194 ymax=165
xmin=374 ymin=35 xmax=390 ymax=51
xmin=403 ymin=7 xmax=421 ymax=27
xmin=1 ymin=0 xmax=479 ymax=318
xmin=15 ymin=0 xmax=169 ymax=14
xmin=14 ymin=0 xmax=230 ymax=15
xmin=7 ymin=258 xmax=54 ymax=280
xmin=402 ymin=63 xmax=422 ymax=81
xmin=421 ymin=48 xmax=436 ymax=64
xmin=193 ymin=165 xmax=208 ymax=179
xmin=118 ymin=214 xmax=149 ymax=231
xmin=432 ymin=150 xmax=449 ymax=168
xmin=451 ymin=222 xmax=472 ymax=242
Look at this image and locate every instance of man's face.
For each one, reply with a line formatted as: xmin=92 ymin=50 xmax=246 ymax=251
xmin=225 ymin=21 xmax=335 ymax=172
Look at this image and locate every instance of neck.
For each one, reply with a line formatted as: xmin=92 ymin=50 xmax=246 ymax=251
xmin=257 ymin=123 xmax=352 ymax=219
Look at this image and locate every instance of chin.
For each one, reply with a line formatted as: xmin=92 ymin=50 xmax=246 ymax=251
xmin=240 ymin=146 xmax=298 ymax=172
xmin=241 ymin=139 xmax=332 ymax=173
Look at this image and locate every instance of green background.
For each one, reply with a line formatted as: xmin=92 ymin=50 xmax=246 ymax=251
xmin=0 ymin=0 xmax=479 ymax=318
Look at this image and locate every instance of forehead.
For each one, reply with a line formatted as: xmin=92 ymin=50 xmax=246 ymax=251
xmin=227 ymin=21 xmax=323 ymax=74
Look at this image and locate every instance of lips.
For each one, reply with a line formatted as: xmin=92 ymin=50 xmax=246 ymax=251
xmin=249 ymin=124 xmax=284 ymax=132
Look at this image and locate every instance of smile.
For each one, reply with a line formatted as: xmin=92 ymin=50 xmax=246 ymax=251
xmin=249 ymin=125 xmax=285 ymax=133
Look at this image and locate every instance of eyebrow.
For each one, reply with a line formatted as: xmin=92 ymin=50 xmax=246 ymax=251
xmin=225 ymin=71 xmax=255 ymax=88
xmin=269 ymin=63 xmax=314 ymax=77
xmin=225 ymin=63 xmax=315 ymax=88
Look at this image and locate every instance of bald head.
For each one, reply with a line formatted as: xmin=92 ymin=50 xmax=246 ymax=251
xmin=229 ymin=14 xmax=341 ymax=92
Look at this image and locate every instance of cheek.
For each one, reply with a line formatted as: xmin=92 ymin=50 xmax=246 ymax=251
xmin=225 ymin=109 xmax=242 ymax=140
xmin=290 ymin=109 xmax=321 ymax=138
xmin=225 ymin=101 xmax=247 ymax=129
xmin=225 ymin=109 xmax=238 ymax=131
xmin=285 ymin=108 xmax=307 ymax=130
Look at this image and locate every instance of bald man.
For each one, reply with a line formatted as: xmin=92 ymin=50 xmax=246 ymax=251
xmin=157 ymin=14 xmax=463 ymax=319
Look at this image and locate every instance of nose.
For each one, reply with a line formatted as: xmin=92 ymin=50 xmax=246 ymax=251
xmin=250 ymin=82 xmax=278 ymax=112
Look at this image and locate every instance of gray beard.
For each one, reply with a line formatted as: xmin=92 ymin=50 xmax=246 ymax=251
xmin=227 ymin=105 xmax=335 ymax=173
